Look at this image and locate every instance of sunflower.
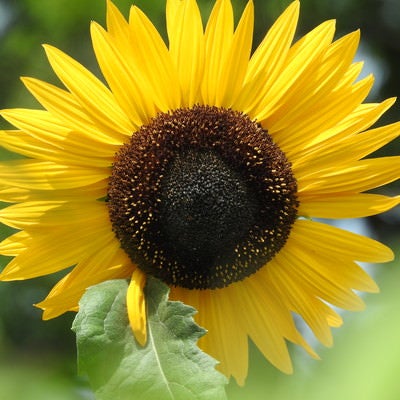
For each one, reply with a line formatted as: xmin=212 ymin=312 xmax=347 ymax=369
xmin=1 ymin=0 xmax=399 ymax=385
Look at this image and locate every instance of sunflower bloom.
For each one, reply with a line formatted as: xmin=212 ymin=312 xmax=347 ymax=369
xmin=1 ymin=0 xmax=399 ymax=385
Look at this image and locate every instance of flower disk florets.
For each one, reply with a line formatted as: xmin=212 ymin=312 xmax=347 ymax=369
xmin=107 ymin=105 xmax=298 ymax=289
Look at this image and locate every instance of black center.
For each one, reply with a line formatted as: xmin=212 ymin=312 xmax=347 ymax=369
xmin=107 ymin=105 xmax=298 ymax=289
xmin=160 ymin=149 xmax=258 ymax=270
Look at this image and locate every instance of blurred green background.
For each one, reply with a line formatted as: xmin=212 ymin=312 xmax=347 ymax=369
xmin=0 ymin=0 xmax=399 ymax=399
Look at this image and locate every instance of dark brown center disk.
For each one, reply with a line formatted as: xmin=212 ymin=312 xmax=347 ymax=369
xmin=107 ymin=105 xmax=298 ymax=289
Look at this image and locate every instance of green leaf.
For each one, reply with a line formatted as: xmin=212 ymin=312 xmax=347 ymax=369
xmin=72 ymin=278 xmax=228 ymax=400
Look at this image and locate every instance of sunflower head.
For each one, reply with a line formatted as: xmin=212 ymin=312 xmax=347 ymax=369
xmin=0 ymin=0 xmax=399 ymax=385
xmin=107 ymin=104 xmax=298 ymax=289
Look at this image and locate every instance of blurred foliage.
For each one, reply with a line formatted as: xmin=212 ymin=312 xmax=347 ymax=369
xmin=0 ymin=0 xmax=399 ymax=398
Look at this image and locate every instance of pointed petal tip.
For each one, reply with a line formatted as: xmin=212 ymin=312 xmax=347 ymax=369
xmin=34 ymin=301 xmax=47 ymax=314
xmin=38 ymin=306 xmax=59 ymax=321
xmin=370 ymin=284 xmax=380 ymax=294
xmin=305 ymin=344 xmax=321 ymax=359
xmin=366 ymin=73 xmax=375 ymax=84
xmin=234 ymin=377 xmax=246 ymax=387
xmin=42 ymin=44 xmax=63 ymax=64
xmin=90 ymin=20 xmax=103 ymax=35
xmin=289 ymin=0 xmax=300 ymax=11
xmin=35 ymin=299 xmax=78 ymax=320
xmin=106 ymin=0 xmax=124 ymax=21
xmin=244 ymin=0 xmax=254 ymax=14
xmin=42 ymin=43 xmax=54 ymax=54
xmin=382 ymin=247 xmax=395 ymax=262
xmin=33 ymin=301 xmax=42 ymax=309
xmin=280 ymin=362 xmax=294 ymax=375
xmin=321 ymin=19 xmax=337 ymax=32
xmin=373 ymin=241 xmax=395 ymax=263
xmin=341 ymin=28 xmax=361 ymax=47
xmin=0 ymin=268 xmax=25 ymax=282
xmin=0 ymin=108 xmax=11 ymax=118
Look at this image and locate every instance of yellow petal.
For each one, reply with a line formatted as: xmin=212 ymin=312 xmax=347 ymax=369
xmin=217 ymin=0 xmax=254 ymax=107
xmin=299 ymin=193 xmax=400 ymax=219
xmin=303 ymin=98 xmax=396 ymax=149
xmin=201 ymin=0 xmax=234 ymax=104
xmin=91 ymin=21 xmax=155 ymax=127
xmin=0 ymin=159 xmax=108 ymax=191
xmin=211 ymin=289 xmax=249 ymax=385
xmin=235 ymin=0 xmax=300 ymax=114
xmin=278 ymin=245 xmax=366 ymax=311
xmin=238 ymin=277 xmax=295 ymax=374
xmin=254 ymin=19 xmax=336 ymax=121
xmin=43 ymin=44 xmax=133 ymax=138
xmin=1 ymin=109 xmax=115 ymax=166
xmin=0 ymin=217 xmax=113 ymax=280
xmin=103 ymin=0 xmax=160 ymax=120
xmin=268 ymin=263 xmax=339 ymax=346
xmin=0 ymin=201 xmax=63 ymax=229
xmin=266 ymin=30 xmax=360 ymax=131
xmin=167 ymin=0 xmax=204 ymax=106
xmin=170 ymin=285 xmax=250 ymax=385
xmin=273 ymin=75 xmax=374 ymax=153
xmin=0 ymin=181 xmax=106 ymax=203
xmin=0 ymin=129 xmax=112 ymax=169
xmin=247 ymin=268 xmax=319 ymax=358
xmin=127 ymin=268 xmax=147 ymax=346
xmin=291 ymin=219 xmax=394 ymax=263
xmin=37 ymin=274 xmax=77 ymax=318
xmin=298 ymin=156 xmax=400 ymax=195
xmin=245 ymin=1 xmax=299 ymax=84
xmin=37 ymin=238 xmax=132 ymax=319
xmin=106 ymin=0 xmax=131 ymax=45
xmin=22 ymin=77 xmax=124 ymax=146
xmin=0 ymin=200 xmax=108 ymax=230
xmin=129 ymin=6 xmax=181 ymax=112
xmin=0 ymin=231 xmax=31 ymax=257
xmin=292 ymin=109 xmax=399 ymax=173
